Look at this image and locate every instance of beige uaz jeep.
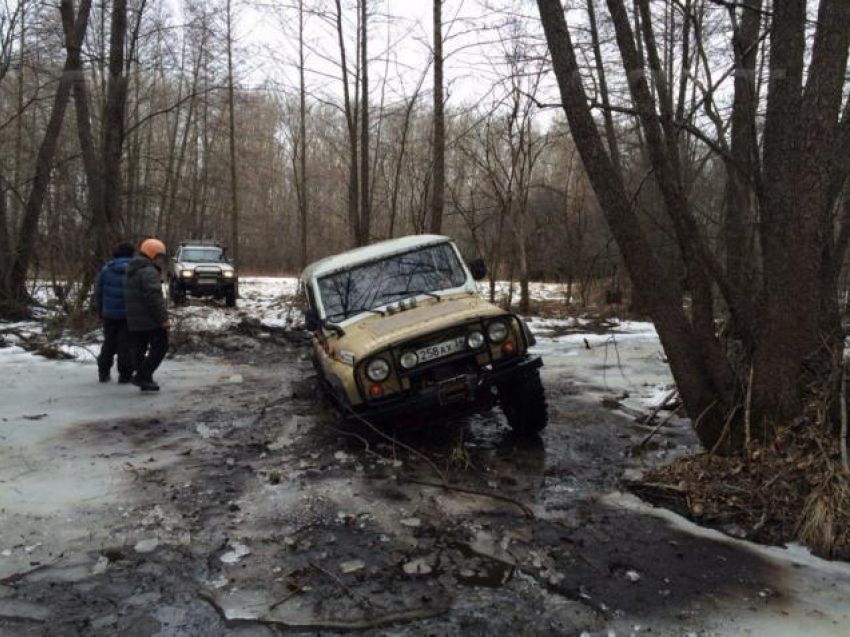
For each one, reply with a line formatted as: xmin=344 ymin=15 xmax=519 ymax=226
xmin=300 ymin=235 xmax=547 ymax=434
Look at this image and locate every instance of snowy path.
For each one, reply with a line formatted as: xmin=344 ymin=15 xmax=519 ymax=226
xmin=0 ymin=347 xmax=241 ymax=581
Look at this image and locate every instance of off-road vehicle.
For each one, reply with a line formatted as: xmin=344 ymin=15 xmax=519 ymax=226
xmin=169 ymin=241 xmax=238 ymax=307
xmin=299 ymin=235 xmax=547 ymax=434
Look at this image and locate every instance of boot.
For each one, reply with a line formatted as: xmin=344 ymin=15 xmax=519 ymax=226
xmin=132 ymin=374 xmax=159 ymax=391
xmin=99 ymin=370 xmax=110 ymax=383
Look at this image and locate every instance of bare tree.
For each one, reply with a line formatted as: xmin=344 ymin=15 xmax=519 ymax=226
xmin=2 ymin=0 xmax=93 ymax=310
xmin=429 ymin=0 xmax=445 ymax=234
xmin=358 ymin=0 xmax=370 ymax=245
xmin=535 ymin=0 xmax=850 ymax=449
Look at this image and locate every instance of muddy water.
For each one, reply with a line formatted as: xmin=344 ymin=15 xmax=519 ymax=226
xmin=0 ymin=336 xmax=845 ymax=636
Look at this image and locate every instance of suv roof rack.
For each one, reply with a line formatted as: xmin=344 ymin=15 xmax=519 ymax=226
xmin=179 ymin=240 xmax=223 ymax=248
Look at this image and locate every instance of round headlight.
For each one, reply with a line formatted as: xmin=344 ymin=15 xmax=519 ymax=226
xmin=366 ymin=358 xmax=391 ymax=382
xmin=467 ymin=330 xmax=486 ymax=350
xmin=400 ymin=351 xmax=419 ymax=370
xmin=223 ymin=270 xmax=235 ymax=278
xmin=181 ymin=270 xmax=193 ymax=278
xmin=487 ymin=321 xmax=509 ymax=343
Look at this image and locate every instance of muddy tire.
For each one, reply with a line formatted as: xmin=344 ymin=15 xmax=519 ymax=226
xmin=225 ymin=287 xmax=237 ymax=308
xmin=498 ymin=369 xmax=548 ymax=435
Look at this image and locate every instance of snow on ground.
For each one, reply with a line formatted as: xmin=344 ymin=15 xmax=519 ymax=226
xmin=0 ymin=344 xmax=243 ymax=580
xmin=608 ymin=492 xmax=850 ymax=636
xmin=528 ymin=314 xmax=676 ymax=417
xmin=172 ymin=276 xmax=302 ymax=332
xmin=478 ymin=280 xmax=576 ymax=304
xmin=3 ymin=277 xmax=674 ymax=418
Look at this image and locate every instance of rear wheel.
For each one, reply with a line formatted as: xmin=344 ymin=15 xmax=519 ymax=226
xmin=498 ymin=369 xmax=548 ymax=435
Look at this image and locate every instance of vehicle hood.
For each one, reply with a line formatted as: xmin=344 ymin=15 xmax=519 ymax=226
xmin=334 ymin=295 xmax=506 ymax=361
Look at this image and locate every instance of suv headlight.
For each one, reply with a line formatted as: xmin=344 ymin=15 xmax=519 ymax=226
xmin=181 ymin=270 xmax=193 ymax=278
xmin=467 ymin=330 xmax=486 ymax=349
xmin=366 ymin=358 xmax=391 ymax=382
xmin=400 ymin=351 xmax=419 ymax=370
xmin=487 ymin=320 xmax=508 ymax=343
xmin=223 ymin=270 xmax=235 ymax=278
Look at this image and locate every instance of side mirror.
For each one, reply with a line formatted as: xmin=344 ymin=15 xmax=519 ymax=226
xmin=468 ymin=258 xmax=487 ymax=281
xmin=304 ymin=308 xmax=320 ymax=332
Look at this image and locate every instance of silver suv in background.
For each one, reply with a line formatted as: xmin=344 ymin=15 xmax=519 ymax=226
xmin=169 ymin=241 xmax=238 ymax=307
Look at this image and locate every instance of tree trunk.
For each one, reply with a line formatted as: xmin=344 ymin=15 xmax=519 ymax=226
xmin=101 ymin=0 xmax=128 ymax=244
xmin=535 ymin=0 xmax=732 ymax=449
xmin=723 ymin=0 xmax=761 ymax=336
xmin=359 ymin=0 xmax=370 ymax=245
xmin=297 ymin=0 xmax=309 ymax=267
xmin=226 ymin=0 xmax=239 ymax=263
xmin=335 ymin=0 xmax=360 ymax=247
xmin=429 ymin=0 xmax=445 ymax=234
xmin=751 ymin=0 xmax=849 ymax=428
xmin=3 ymin=0 xmax=93 ymax=311
xmin=587 ymin=0 xmax=622 ymax=176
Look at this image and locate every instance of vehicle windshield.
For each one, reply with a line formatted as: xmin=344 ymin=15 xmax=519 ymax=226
xmin=318 ymin=243 xmax=467 ymax=321
xmin=180 ymin=247 xmax=225 ymax=263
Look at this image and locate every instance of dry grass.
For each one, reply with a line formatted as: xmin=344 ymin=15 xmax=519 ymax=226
xmin=643 ymin=412 xmax=850 ymax=560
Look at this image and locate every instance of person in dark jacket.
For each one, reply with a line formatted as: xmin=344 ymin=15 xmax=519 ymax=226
xmin=125 ymin=238 xmax=170 ymax=392
xmin=94 ymin=242 xmax=135 ymax=383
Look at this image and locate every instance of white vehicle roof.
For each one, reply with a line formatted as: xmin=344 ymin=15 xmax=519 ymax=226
xmin=300 ymin=234 xmax=454 ymax=282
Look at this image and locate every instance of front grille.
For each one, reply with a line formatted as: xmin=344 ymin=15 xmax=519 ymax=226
xmin=410 ymin=359 xmax=478 ymax=389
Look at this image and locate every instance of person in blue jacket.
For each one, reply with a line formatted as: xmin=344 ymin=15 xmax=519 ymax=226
xmin=94 ymin=242 xmax=136 ymax=383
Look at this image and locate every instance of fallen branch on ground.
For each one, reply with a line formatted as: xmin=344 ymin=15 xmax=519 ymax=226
xmin=401 ymin=475 xmax=535 ymax=519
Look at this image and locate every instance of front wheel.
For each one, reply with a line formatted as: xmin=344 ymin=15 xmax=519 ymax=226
xmin=498 ymin=369 xmax=548 ymax=435
xmin=225 ymin=287 xmax=237 ymax=308
xmin=169 ymin=279 xmax=186 ymax=306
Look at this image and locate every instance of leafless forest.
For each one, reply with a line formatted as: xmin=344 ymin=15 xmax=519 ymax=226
xmin=1 ymin=0 xmax=849 ymax=555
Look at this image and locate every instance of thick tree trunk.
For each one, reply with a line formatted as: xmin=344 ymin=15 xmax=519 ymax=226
xmin=536 ymin=0 xmax=732 ymax=449
xmin=751 ymin=0 xmax=850 ymax=428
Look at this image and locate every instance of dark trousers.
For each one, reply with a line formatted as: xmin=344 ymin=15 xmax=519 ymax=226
xmin=130 ymin=328 xmax=169 ymax=382
xmin=98 ymin=319 xmax=133 ymax=379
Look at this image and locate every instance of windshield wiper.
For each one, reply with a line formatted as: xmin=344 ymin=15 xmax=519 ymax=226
xmin=327 ymin=308 xmax=386 ymax=321
xmin=385 ymin=290 xmax=441 ymax=302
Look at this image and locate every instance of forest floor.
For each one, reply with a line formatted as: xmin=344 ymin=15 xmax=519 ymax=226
xmin=1 ymin=279 xmax=849 ymax=636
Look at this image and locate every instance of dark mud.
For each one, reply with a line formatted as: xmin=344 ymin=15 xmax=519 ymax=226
xmin=0 ymin=336 xmax=786 ymax=636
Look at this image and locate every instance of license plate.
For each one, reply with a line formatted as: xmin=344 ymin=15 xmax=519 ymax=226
xmin=199 ymin=278 xmax=217 ymax=286
xmin=416 ymin=336 xmax=466 ymax=363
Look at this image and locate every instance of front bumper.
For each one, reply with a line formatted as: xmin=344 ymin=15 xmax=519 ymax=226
xmin=176 ymin=276 xmax=236 ymax=296
xmin=346 ymin=354 xmax=543 ymax=424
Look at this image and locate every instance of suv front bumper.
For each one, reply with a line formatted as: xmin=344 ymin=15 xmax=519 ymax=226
xmin=345 ymin=354 xmax=543 ymax=424
xmin=175 ymin=275 xmax=236 ymax=296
